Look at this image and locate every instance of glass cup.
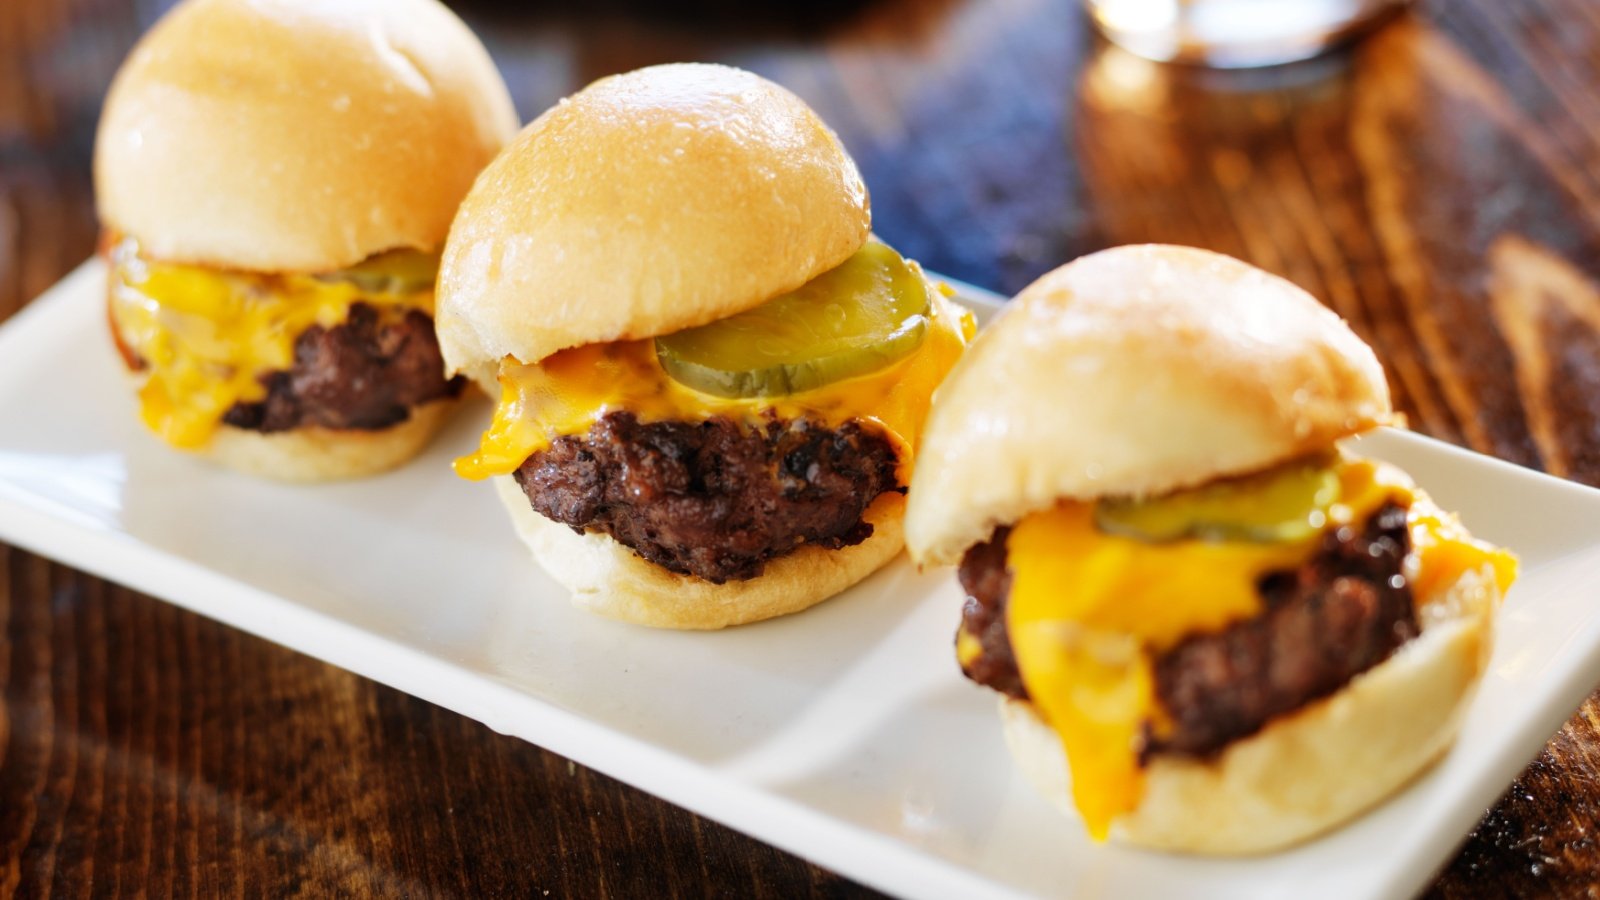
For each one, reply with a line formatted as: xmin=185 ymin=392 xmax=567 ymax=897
xmin=1084 ymin=0 xmax=1409 ymax=68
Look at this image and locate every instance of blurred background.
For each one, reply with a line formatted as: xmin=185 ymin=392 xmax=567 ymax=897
xmin=4 ymin=0 xmax=1600 ymax=896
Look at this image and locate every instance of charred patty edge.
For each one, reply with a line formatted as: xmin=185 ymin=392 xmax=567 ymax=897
xmin=513 ymin=411 xmax=903 ymax=585
xmin=955 ymin=500 xmax=1419 ymax=761
xmin=220 ymin=304 xmax=464 ymax=434
xmin=110 ymin=290 xmax=463 ymax=435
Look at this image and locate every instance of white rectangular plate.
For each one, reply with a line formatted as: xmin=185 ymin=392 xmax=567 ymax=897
xmin=3 ymin=262 xmax=1600 ymax=899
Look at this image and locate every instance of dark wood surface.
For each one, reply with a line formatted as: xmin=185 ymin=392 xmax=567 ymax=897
xmin=3 ymin=0 xmax=1599 ymax=895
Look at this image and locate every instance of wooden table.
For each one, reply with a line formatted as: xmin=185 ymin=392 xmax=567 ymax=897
xmin=3 ymin=0 xmax=1598 ymax=894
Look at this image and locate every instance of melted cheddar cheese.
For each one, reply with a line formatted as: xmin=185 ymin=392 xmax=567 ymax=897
xmin=454 ymin=291 xmax=974 ymax=481
xmin=997 ymin=456 xmax=1517 ymax=840
xmin=107 ymin=238 xmax=437 ymax=449
xmin=1408 ymin=504 xmax=1519 ymax=605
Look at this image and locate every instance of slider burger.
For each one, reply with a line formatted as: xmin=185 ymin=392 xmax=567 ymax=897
xmin=905 ymin=245 xmax=1516 ymax=853
xmin=438 ymin=63 xmax=971 ymax=629
xmin=94 ymin=0 xmax=518 ymax=481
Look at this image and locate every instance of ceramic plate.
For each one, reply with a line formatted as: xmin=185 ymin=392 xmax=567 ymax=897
xmin=3 ymin=261 xmax=1599 ymax=899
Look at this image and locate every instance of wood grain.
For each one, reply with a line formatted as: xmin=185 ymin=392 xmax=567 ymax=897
xmin=4 ymin=0 xmax=1600 ymax=895
xmin=0 ymin=547 xmax=868 ymax=898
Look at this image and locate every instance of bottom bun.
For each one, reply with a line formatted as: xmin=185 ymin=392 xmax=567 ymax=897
xmin=1001 ymin=566 xmax=1500 ymax=855
xmin=493 ymin=476 xmax=906 ymax=629
xmin=200 ymin=398 xmax=458 ymax=483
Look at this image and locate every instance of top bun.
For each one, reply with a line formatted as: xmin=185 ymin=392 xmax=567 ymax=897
xmin=95 ymin=0 xmax=519 ymax=273
xmin=906 ymin=245 xmax=1391 ymax=566
xmin=435 ymin=63 xmax=871 ymax=381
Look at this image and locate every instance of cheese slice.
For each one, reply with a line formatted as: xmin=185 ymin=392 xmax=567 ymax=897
xmin=107 ymin=238 xmax=437 ymax=449
xmin=454 ymin=291 xmax=974 ymax=481
xmin=998 ymin=455 xmax=1517 ymax=840
xmin=1407 ymin=504 xmax=1519 ymax=605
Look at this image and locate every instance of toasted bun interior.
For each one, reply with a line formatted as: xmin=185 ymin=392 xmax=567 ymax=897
xmin=95 ymin=0 xmax=518 ymax=272
xmin=437 ymin=63 xmax=871 ymax=381
xmin=1001 ymin=565 xmax=1499 ymax=855
xmin=906 ymin=245 xmax=1391 ymax=566
xmin=493 ymin=476 xmax=904 ymax=630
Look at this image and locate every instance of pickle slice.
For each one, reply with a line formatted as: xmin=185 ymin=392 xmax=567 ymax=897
xmin=654 ymin=241 xmax=930 ymax=398
xmin=1094 ymin=457 xmax=1342 ymax=544
xmin=318 ymin=248 xmax=438 ymax=295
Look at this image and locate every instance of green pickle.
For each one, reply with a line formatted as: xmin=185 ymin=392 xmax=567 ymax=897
xmin=655 ymin=241 xmax=931 ymax=398
xmin=1094 ymin=456 xmax=1342 ymax=544
xmin=318 ymin=248 xmax=439 ymax=294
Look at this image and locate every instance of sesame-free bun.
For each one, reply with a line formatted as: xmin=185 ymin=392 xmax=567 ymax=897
xmin=436 ymin=63 xmax=871 ymax=384
xmin=905 ymin=245 xmax=1391 ymax=566
xmin=95 ymin=0 xmax=518 ymax=273
xmin=1000 ymin=558 xmax=1500 ymax=854
xmin=493 ymin=477 xmax=904 ymax=630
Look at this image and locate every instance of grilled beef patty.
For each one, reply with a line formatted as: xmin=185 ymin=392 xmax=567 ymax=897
xmin=222 ymin=303 xmax=463 ymax=433
xmin=956 ymin=501 xmax=1418 ymax=759
xmin=514 ymin=411 xmax=901 ymax=584
xmin=957 ymin=527 xmax=1026 ymax=699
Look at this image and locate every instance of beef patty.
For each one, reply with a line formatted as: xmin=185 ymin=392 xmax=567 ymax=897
xmin=958 ymin=528 xmax=1025 ymax=699
xmin=514 ymin=411 xmax=901 ymax=584
xmin=222 ymin=303 xmax=463 ymax=433
xmin=957 ymin=501 xmax=1418 ymax=760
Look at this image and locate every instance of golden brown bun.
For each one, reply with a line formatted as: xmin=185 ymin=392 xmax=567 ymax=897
xmin=493 ymin=477 xmax=903 ymax=630
xmin=906 ymin=245 xmax=1391 ymax=566
xmin=437 ymin=63 xmax=871 ymax=382
xmin=1001 ymin=561 xmax=1499 ymax=855
xmin=196 ymin=397 xmax=459 ymax=483
xmin=95 ymin=0 xmax=518 ymax=272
